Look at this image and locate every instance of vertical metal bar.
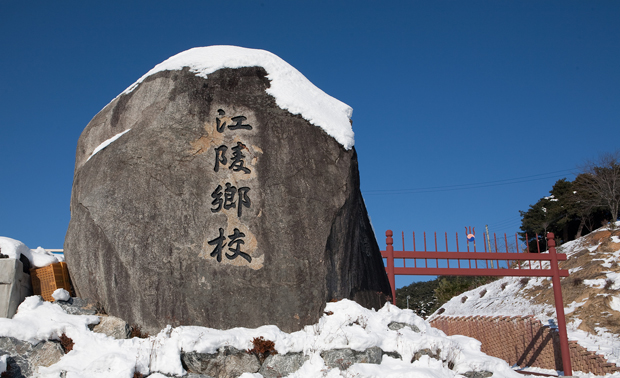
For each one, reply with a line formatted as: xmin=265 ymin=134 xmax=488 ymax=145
xmin=516 ymin=233 xmax=521 ymax=269
xmin=494 ymin=233 xmax=498 ymax=269
xmin=413 ymin=232 xmax=417 ymax=268
xmin=424 ymin=232 xmax=428 ymax=268
xmin=547 ymin=232 xmax=572 ymax=376
xmin=473 ymin=227 xmax=477 ymax=252
xmin=504 ymin=233 xmax=509 ymax=268
xmin=434 ymin=232 xmax=438 ymax=269
xmin=525 ymin=233 xmax=530 ymax=253
xmin=402 ymin=231 xmax=405 ymax=268
xmin=536 ymin=234 xmax=542 ymax=269
xmin=526 ymin=233 xmax=532 ymax=269
xmin=466 ymin=228 xmax=470 ymax=252
xmin=445 ymin=232 xmax=449 ymax=268
xmin=385 ymin=230 xmax=396 ymax=304
xmin=456 ymin=232 xmax=461 ymax=268
xmin=483 ymin=232 xmax=488 ymax=269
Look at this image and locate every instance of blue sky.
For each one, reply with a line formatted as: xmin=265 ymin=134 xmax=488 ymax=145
xmin=1 ymin=1 xmax=619 ymax=288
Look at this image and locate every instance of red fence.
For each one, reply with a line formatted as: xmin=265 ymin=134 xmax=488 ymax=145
xmin=381 ymin=230 xmax=572 ymax=376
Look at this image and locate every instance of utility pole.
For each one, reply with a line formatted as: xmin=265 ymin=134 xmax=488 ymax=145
xmin=486 ymin=225 xmax=494 ymax=268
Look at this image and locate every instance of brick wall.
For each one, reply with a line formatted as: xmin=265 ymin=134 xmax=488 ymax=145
xmin=430 ymin=315 xmax=619 ymax=375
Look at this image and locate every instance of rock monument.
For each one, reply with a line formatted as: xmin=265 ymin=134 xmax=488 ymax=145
xmin=65 ymin=46 xmax=391 ymax=333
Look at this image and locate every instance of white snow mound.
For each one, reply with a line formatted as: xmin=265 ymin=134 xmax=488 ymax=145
xmin=52 ymin=288 xmax=71 ymax=302
xmin=0 ymin=236 xmax=59 ymax=268
xmin=121 ymin=46 xmax=354 ymax=150
xmin=0 ymin=298 xmax=525 ymax=378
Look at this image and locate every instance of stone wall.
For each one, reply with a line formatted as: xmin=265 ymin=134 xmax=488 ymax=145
xmin=0 ymin=258 xmax=32 ymax=318
xmin=431 ymin=315 xmax=619 ymax=375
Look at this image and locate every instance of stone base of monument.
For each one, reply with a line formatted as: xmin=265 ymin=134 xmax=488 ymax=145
xmin=0 ymin=258 xmax=33 ymax=318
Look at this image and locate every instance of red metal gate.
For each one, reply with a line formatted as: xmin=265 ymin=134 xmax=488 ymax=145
xmin=381 ymin=229 xmax=572 ymax=376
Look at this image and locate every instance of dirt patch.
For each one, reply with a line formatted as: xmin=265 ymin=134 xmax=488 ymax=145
xmin=522 ymin=228 xmax=620 ymax=337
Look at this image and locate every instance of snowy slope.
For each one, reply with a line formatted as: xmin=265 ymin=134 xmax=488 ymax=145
xmin=429 ymin=223 xmax=620 ymax=374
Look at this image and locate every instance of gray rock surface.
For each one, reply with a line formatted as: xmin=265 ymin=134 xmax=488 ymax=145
xmin=92 ymin=315 xmax=131 ymax=339
xmin=411 ymin=348 xmax=442 ymax=363
xmin=388 ymin=321 xmax=420 ymax=333
xmin=150 ymin=374 xmax=213 ymax=378
xmin=55 ymin=297 xmax=99 ymax=316
xmin=0 ymin=337 xmax=64 ymax=378
xmin=181 ymin=346 xmax=260 ymax=378
xmin=259 ymin=352 xmax=309 ymax=378
xmin=320 ymin=347 xmax=382 ymax=370
xmin=463 ymin=371 xmax=494 ymax=378
xmin=65 ymin=61 xmax=391 ymax=334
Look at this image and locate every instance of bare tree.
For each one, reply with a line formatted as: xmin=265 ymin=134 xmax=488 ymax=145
xmin=576 ymin=151 xmax=620 ymax=228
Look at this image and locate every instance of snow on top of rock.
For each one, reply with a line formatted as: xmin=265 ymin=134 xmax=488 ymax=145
xmin=122 ymin=46 xmax=354 ymax=150
xmin=0 ymin=236 xmax=60 ymax=268
xmin=87 ymin=129 xmax=131 ymax=161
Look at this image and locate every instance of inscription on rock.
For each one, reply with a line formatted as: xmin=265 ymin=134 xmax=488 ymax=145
xmin=193 ymin=107 xmax=263 ymax=269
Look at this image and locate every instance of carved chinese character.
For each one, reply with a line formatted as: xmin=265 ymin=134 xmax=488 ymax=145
xmin=207 ymin=228 xmax=252 ymax=263
xmin=210 ymin=183 xmax=251 ymax=216
xmin=226 ymin=228 xmax=252 ymax=262
xmin=216 ymin=109 xmax=227 ymax=133
xmin=228 ymin=115 xmax=252 ymax=130
xmin=224 ymin=183 xmax=237 ymax=210
xmin=215 ymin=110 xmax=253 ymax=133
xmin=208 ymin=228 xmax=226 ymax=262
xmin=214 ymin=145 xmax=228 ymax=172
xmin=211 ymin=185 xmax=223 ymax=213
xmin=229 ymin=142 xmax=251 ymax=174
xmin=237 ymin=187 xmax=251 ymax=217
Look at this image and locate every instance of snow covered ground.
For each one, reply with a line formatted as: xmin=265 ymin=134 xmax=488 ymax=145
xmin=1 ymin=296 xmax=537 ymax=378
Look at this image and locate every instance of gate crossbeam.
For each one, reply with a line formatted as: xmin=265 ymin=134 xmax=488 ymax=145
xmin=392 ymin=267 xmax=568 ymax=277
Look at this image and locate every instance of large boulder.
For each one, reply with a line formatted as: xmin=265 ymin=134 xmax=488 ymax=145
xmin=64 ymin=46 xmax=391 ymax=334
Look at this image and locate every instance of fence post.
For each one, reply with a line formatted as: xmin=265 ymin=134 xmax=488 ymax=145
xmin=548 ymin=232 xmax=572 ymax=376
xmin=386 ymin=230 xmax=396 ymax=304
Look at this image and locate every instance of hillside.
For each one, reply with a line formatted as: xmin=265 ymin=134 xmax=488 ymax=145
xmin=428 ymin=223 xmax=620 ymax=368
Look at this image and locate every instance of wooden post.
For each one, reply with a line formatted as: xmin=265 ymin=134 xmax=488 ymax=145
xmin=386 ymin=230 xmax=396 ymax=304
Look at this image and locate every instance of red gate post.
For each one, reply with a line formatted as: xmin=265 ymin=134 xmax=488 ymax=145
xmin=385 ymin=230 xmax=396 ymax=303
xmin=548 ymin=233 xmax=572 ymax=376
